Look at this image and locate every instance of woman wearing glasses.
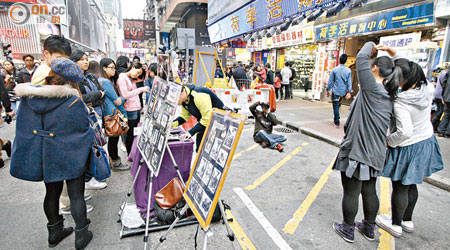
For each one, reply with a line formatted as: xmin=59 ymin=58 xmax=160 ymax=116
xmin=99 ymin=58 xmax=129 ymax=171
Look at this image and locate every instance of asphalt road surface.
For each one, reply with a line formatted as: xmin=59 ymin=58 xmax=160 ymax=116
xmin=1 ymin=120 xmax=449 ymax=250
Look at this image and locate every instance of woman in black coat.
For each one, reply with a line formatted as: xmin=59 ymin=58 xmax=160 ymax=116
xmin=10 ymin=58 xmax=94 ymax=249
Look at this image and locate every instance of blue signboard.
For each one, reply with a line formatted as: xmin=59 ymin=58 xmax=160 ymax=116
xmin=316 ymin=3 xmax=434 ymax=41
xmin=208 ymin=0 xmax=338 ymax=44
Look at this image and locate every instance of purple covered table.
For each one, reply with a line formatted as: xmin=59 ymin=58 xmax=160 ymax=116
xmin=128 ymin=126 xmax=194 ymax=218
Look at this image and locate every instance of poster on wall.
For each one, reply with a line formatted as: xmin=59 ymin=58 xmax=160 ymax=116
xmin=80 ymin=0 xmax=91 ymax=47
xmin=379 ymin=32 xmax=421 ymax=58
xmin=137 ymin=78 xmax=182 ymax=176
xmin=184 ymin=109 xmax=246 ymax=229
xmin=312 ymin=45 xmax=327 ymax=100
xmin=124 ymin=20 xmax=156 ymax=40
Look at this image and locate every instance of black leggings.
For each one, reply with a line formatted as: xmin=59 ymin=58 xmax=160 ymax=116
xmin=391 ymin=181 xmax=418 ymax=226
xmin=44 ymin=174 xmax=87 ymax=229
xmin=341 ymin=172 xmax=379 ymax=225
xmin=107 ymin=136 xmax=120 ymax=161
xmin=126 ymin=118 xmax=140 ymax=155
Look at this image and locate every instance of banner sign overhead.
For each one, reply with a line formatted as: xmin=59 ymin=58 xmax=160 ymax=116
xmin=315 ymin=3 xmax=434 ymax=41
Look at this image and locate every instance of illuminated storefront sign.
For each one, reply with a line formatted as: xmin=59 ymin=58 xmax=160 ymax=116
xmin=316 ymin=3 xmax=434 ymax=41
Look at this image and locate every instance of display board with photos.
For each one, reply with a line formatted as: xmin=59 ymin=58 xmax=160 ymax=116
xmin=137 ymin=78 xmax=182 ymax=176
xmin=184 ymin=109 xmax=246 ymax=229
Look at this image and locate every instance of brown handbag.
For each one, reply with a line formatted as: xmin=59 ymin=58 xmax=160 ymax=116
xmin=104 ymin=109 xmax=129 ymax=137
xmin=155 ymin=177 xmax=184 ymax=209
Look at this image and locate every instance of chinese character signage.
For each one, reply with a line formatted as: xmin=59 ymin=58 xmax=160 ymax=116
xmin=378 ymin=32 xmax=421 ymax=58
xmin=316 ymin=3 xmax=434 ymax=41
xmin=208 ymin=0 xmax=336 ymax=44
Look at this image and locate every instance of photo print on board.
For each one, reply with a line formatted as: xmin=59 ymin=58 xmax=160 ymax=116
xmin=207 ymin=167 xmax=222 ymax=193
xmin=195 ymin=184 xmax=203 ymax=204
xmin=160 ymin=114 xmax=168 ymax=130
xmin=151 ymin=128 xmax=159 ymax=146
xmin=209 ymin=139 xmax=223 ymax=161
xmin=159 ymin=84 xmax=168 ymax=98
xmin=151 ymin=152 xmax=160 ymax=169
xmin=167 ymin=84 xmax=180 ymax=103
xmin=216 ymin=148 xmax=228 ymax=169
xmin=196 ymin=157 xmax=208 ymax=181
xmin=157 ymin=135 xmax=165 ymax=152
xmin=201 ymin=161 xmax=213 ymax=186
xmin=144 ymin=142 xmax=152 ymax=161
xmin=223 ymin=126 xmax=237 ymax=149
xmin=200 ymin=192 xmax=212 ymax=218
xmin=188 ymin=178 xmax=200 ymax=200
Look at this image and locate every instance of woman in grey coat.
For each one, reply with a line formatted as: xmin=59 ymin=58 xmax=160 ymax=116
xmin=332 ymin=42 xmax=401 ymax=243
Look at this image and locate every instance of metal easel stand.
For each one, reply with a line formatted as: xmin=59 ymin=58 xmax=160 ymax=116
xmin=143 ymin=174 xmax=155 ymax=250
xmin=153 ymin=199 xmax=235 ymax=250
xmin=118 ymin=158 xmax=145 ymax=222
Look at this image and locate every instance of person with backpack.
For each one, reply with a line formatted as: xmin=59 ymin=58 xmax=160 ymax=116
xmin=332 ymin=42 xmax=401 ymax=243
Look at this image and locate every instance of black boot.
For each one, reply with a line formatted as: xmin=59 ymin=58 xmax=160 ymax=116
xmin=47 ymin=215 xmax=74 ymax=248
xmin=3 ymin=140 xmax=11 ymax=157
xmin=75 ymin=219 xmax=93 ymax=250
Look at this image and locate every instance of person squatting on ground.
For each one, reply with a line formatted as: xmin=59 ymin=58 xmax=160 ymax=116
xmin=172 ymin=84 xmax=225 ymax=151
xmin=437 ymin=68 xmax=450 ymax=137
xmin=10 ymin=58 xmax=94 ymax=250
xmin=99 ymin=58 xmax=129 ymax=171
xmin=0 ymin=77 xmax=14 ymax=168
xmin=332 ymin=42 xmax=401 ymax=243
xmin=249 ymin=101 xmax=286 ymax=152
xmin=327 ymin=54 xmax=353 ymax=127
xmin=375 ymin=58 xmax=444 ymax=238
xmin=116 ymin=62 xmax=149 ymax=155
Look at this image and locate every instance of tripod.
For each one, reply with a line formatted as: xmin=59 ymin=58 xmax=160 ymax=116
xmin=153 ymin=199 xmax=235 ymax=250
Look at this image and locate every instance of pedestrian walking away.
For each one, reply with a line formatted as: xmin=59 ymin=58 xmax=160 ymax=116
xmin=332 ymin=42 xmax=401 ymax=243
xmin=10 ymin=58 xmax=94 ymax=249
xmin=376 ymin=57 xmax=444 ymax=238
xmin=437 ymin=68 xmax=450 ymax=137
xmin=327 ymin=54 xmax=353 ymax=127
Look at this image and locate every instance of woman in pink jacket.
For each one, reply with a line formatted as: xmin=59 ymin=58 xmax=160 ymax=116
xmin=116 ymin=62 xmax=149 ymax=154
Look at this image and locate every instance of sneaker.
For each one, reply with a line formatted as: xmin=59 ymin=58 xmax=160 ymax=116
xmin=401 ymin=221 xmax=414 ymax=233
xmin=112 ymin=162 xmax=131 ymax=171
xmin=61 ymin=204 xmax=93 ymax=215
xmin=0 ymin=158 xmax=4 ymax=169
xmin=261 ymin=141 xmax=269 ymax=148
xmin=85 ymin=178 xmax=107 ymax=190
xmin=333 ymin=222 xmax=355 ymax=243
xmin=120 ymin=143 xmax=127 ymax=152
xmin=356 ymin=220 xmax=376 ymax=241
xmin=376 ymin=214 xmax=402 ymax=238
xmin=331 ymin=123 xmax=341 ymax=128
xmin=276 ymin=144 xmax=284 ymax=152
xmin=3 ymin=140 xmax=11 ymax=157
xmin=379 ymin=214 xmax=414 ymax=233
xmin=84 ymin=193 xmax=92 ymax=201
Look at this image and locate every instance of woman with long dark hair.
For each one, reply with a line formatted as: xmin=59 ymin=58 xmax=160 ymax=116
xmin=10 ymin=58 xmax=93 ymax=249
xmin=2 ymin=60 xmax=20 ymax=111
xmin=116 ymin=62 xmax=149 ymax=154
xmin=332 ymin=42 xmax=401 ymax=243
xmin=99 ymin=58 xmax=129 ymax=171
xmin=376 ymin=57 xmax=443 ymax=237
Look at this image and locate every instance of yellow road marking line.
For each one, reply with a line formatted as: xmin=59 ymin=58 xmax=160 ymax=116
xmin=233 ymin=143 xmax=259 ymax=160
xmin=378 ymin=177 xmax=395 ymax=250
xmin=225 ymin=210 xmax=257 ymax=250
xmin=283 ymin=157 xmax=335 ymax=234
xmin=245 ymin=142 xmax=309 ymax=191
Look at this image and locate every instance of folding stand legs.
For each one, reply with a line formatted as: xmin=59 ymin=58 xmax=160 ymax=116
xmin=153 ymin=204 xmax=190 ymax=250
xmin=218 ymin=200 xmax=235 ymax=244
xmin=118 ymin=159 xmax=144 ymax=222
xmin=143 ymin=174 xmax=154 ymax=250
xmin=166 ymin=146 xmax=186 ymax=187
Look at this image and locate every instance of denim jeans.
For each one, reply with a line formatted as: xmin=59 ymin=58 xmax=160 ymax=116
xmin=254 ymin=130 xmax=287 ymax=148
xmin=332 ymin=93 xmax=342 ymax=126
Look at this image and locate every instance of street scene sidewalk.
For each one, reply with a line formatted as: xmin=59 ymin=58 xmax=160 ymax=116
xmin=274 ymin=95 xmax=450 ymax=192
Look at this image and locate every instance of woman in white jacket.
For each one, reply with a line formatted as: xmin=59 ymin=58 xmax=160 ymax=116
xmin=376 ymin=58 xmax=444 ymax=238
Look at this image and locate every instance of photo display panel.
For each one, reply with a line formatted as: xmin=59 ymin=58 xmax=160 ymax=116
xmin=184 ymin=109 xmax=246 ymax=229
xmin=138 ymin=78 xmax=182 ymax=176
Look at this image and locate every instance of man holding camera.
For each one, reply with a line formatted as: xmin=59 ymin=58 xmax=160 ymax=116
xmin=250 ymin=101 xmax=286 ymax=152
xmin=0 ymin=75 xmax=15 ymax=168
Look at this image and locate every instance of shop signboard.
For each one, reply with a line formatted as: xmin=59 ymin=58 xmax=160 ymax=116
xmin=378 ymin=32 xmax=421 ymax=58
xmin=312 ymin=45 xmax=327 ymax=100
xmin=208 ymin=0 xmax=337 ymax=44
xmin=124 ymin=19 xmax=156 ymax=40
xmin=208 ymin=0 xmax=252 ymax=25
xmin=316 ymin=3 xmax=434 ymax=41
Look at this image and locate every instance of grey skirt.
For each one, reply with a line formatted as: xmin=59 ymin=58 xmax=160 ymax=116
xmin=333 ymin=156 xmax=381 ymax=181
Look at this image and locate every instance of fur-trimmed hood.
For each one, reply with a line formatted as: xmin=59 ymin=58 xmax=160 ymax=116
xmin=15 ymin=84 xmax=81 ymax=114
xmin=15 ymin=83 xmax=79 ymax=98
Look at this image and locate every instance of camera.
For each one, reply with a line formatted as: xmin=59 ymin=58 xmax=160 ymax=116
xmin=4 ymin=114 xmax=12 ymax=124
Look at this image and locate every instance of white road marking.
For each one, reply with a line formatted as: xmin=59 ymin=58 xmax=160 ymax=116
xmin=233 ymin=187 xmax=293 ymax=250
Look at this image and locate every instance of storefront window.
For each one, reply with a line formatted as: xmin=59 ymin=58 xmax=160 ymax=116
xmin=285 ymin=45 xmax=317 ymax=90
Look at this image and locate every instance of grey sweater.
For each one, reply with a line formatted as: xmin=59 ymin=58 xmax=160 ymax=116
xmin=340 ymin=42 xmax=393 ymax=171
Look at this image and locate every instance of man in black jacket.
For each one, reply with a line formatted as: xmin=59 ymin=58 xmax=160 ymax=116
xmin=288 ymin=62 xmax=296 ymax=99
xmin=438 ymin=69 xmax=450 ymax=137
xmin=0 ymin=75 xmax=15 ymax=168
xmin=250 ymin=101 xmax=286 ymax=152
xmin=265 ymin=63 xmax=274 ymax=85
xmin=17 ymin=55 xmax=37 ymax=83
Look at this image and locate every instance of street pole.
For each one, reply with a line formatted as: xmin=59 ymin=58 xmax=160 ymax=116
xmin=185 ymin=33 xmax=188 ymax=78
xmin=154 ymin=0 xmax=160 ymax=54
